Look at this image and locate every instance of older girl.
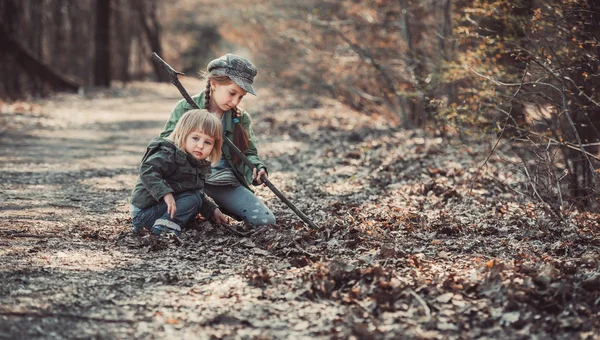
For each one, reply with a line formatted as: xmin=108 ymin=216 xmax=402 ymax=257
xmin=160 ymin=54 xmax=276 ymax=227
xmin=130 ymin=109 xmax=223 ymax=236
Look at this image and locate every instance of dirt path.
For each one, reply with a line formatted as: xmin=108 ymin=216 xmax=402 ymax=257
xmin=1 ymin=81 xmax=598 ymax=339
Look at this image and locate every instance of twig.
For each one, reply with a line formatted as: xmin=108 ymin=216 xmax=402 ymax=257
xmin=563 ymin=77 xmax=600 ymax=107
xmin=283 ymin=241 xmax=316 ymax=258
xmin=525 ymin=55 xmax=599 ymax=184
xmin=522 ymin=163 xmax=544 ymax=203
xmin=469 ymin=67 xmax=529 ymax=195
xmin=546 ymin=147 xmax=564 ymax=207
xmin=484 ymin=174 xmax=527 ymax=197
xmin=294 ymin=242 xmax=316 ymax=257
xmin=560 ymin=88 xmax=598 ymax=183
xmin=406 ymin=288 xmax=431 ymax=318
xmin=503 ymin=122 xmax=600 ymax=162
xmin=220 ymin=223 xmax=252 ymax=237
xmin=520 ymin=160 xmax=565 ymax=222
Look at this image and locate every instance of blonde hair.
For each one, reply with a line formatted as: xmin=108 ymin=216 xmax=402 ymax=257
xmin=169 ymin=109 xmax=223 ymax=164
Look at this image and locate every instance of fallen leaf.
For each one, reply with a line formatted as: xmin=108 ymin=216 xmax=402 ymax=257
xmin=436 ymin=292 xmax=454 ymax=303
xmin=437 ymin=322 xmax=459 ymax=331
xmin=501 ymin=311 xmax=520 ymax=326
xmin=165 ymin=318 xmax=179 ymax=325
xmin=293 ymin=320 xmax=310 ymax=331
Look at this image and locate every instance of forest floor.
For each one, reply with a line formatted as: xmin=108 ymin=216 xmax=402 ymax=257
xmin=0 ymin=80 xmax=599 ymax=340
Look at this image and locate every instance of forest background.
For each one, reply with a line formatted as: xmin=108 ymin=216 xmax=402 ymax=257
xmin=2 ymin=0 xmax=599 ymax=212
xmin=1 ymin=0 xmax=599 ymax=339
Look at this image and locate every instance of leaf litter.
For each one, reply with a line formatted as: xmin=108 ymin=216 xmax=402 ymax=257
xmin=0 ymin=82 xmax=598 ymax=339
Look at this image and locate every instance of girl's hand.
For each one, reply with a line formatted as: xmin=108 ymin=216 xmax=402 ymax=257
xmin=253 ymin=168 xmax=268 ymax=186
xmin=163 ymin=193 xmax=176 ymax=219
xmin=211 ymin=208 xmax=228 ymax=224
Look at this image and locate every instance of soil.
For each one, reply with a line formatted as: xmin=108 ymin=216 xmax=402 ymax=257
xmin=1 ymin=80 xmax=599 ymax=339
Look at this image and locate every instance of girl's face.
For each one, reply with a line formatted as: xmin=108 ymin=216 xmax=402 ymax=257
xmin=210 ymin=80 xmax=247 ymax=114
xmin=184 ymin=130 xmax=215 ymax=160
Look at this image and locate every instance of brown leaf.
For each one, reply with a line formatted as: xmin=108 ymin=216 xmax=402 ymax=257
xmin=165 ymin=318 xmax=179 ymax=325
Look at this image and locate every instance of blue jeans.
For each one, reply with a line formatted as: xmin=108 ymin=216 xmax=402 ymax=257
xmin=130 ymin=191 xmax=202 ymax=236
xmin=204 ymin=184 xmax=275 ymax=226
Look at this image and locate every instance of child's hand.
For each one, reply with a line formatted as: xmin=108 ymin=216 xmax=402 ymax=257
xmin=163 ymin=193 xmax=176 ymax=219
xmin=252 ymin=168 xmax=268 ymax=186
xmin=211 ymin=208 xmax=228 ymax=224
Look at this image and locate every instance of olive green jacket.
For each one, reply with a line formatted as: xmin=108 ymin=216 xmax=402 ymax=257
xmin=160 ymin=92 xmax=266 ymax=191
xmin=130 ymin=137 xmax=217 ymax=218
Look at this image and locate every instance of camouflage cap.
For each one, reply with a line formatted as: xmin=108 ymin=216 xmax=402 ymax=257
xmin=207 ymin=54 xmax=258 ymax=96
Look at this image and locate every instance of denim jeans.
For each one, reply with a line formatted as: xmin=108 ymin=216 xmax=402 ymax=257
xmin=130 ymin=191 xmax=202 ymax=235
xmin=204 ymin=184 xmax=275 ymax=226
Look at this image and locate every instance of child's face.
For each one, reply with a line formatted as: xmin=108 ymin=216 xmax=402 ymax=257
xmin=184 ymin=130 xmax=215 ymax=160
xmin=210 ymin=81 xmax=247 ymax=113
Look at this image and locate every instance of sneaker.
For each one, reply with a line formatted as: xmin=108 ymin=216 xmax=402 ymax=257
xmin=151 ymin=219 xmax=182 ymax=237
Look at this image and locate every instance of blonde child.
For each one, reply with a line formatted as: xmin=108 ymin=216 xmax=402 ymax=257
xmin=130 ymin=109 xmax=223 ymax=236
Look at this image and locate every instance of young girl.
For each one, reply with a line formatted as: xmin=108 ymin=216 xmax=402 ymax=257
xmin=160 ymin=54 xmax=276 ymax=227
xmin=130 ymin=109 xmax=223 ymax=236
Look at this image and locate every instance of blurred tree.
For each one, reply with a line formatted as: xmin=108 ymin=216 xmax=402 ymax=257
xmin=217 ymin=0 xmax=456 ymax=128
xmin=113 ymin=0 xmax=134 ymax=82
xmin=0 ymin=0 xmax=79 ymax=99
xmin=133 ymin=0 xmax=168 ymax=82
xmin=452 ymin=0 xmax=599 ymax=210
xmin=0 ymin=0 xmax=166 ymax=99
xmin=207 ymin=0 xmax=599 ymax=211
xmin=94 ymin=0 xmax=111 ymax=87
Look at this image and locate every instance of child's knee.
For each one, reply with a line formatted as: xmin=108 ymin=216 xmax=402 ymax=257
xmin=245 ymin=210 xmax=276 ymax=226
xmin=176 ymin=191 xmax=202 ymax=209
xmin=190 ymin=192 xmax=202 ymax=206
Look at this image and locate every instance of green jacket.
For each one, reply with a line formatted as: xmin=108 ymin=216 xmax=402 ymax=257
xmin=160 ymin=92 xmax=266 ymax=191
xmin=130 ymin=137 xmax=217 ymax=218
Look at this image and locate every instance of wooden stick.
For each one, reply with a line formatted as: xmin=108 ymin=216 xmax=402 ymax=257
xmin=151 ymin=53 xmax=319 ymax=230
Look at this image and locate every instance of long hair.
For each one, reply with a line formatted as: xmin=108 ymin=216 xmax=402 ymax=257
xmin=169 ymin=109 xmax=223 ymax=165
xmin=204 ymin=75 xmax=250 ymax=164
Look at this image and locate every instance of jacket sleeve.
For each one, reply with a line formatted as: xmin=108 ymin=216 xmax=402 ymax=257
xmin=239 ymin=111 xmax=267 ymax=185
xmin=139 ymin=148 xmax=176 ymax=202
xmin=160 ymin=98 xmax=197 ymax=138
xmin=198 ymin=192 xmax=218 ymax=219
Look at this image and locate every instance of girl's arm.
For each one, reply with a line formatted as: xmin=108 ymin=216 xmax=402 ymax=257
xmin=239 ymin=110 xmax=267 ymax=175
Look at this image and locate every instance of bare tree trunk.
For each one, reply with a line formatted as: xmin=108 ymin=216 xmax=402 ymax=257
xmin=114 ymin=0 xmax=132 ymax=82
xmin=134 ymin=0 xmax=168 ymax=82
xmin=0 ymin=24 xmax=80 ymax=92
xmin=437 ymin=0 xmax=456 ymax=104
xmin=51 ymin=0 xmax=64 ymax=68
xmin=94 ymin=0 xmax=111 ymax=86
xmin=31 ymin=0 xmax=44 ymax=96
xmin=398 ymin=0 xmax=418 ymax=128
xmin=0 ymin=0 xmax=20 ymax=99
